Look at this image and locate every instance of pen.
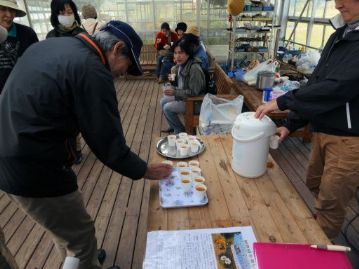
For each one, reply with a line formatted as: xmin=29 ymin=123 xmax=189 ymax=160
xmin=310 ymin=244 xmax=351 ymax=252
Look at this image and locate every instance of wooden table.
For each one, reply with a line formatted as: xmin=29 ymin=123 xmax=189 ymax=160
xmin=148 ymin=135 xmax=329 ymax=244
xmin=233 ymin=80 xmax=312 ymax=142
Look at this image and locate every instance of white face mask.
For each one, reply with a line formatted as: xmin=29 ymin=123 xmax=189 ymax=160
xmin=58 ymin=14 xmax=75 ymax=28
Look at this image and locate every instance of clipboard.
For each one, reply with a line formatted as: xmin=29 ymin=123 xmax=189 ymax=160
xmin=254 ymin=242 xmax=353 ymax=269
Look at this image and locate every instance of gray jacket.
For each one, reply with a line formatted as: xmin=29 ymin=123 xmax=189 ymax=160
xmin=173 ymin=58 xmax=206 ymax=101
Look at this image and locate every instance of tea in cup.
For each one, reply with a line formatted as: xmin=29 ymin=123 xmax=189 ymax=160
xmin=167 ymin=135 xmax=176 ymax=147
xmin=181 ymin=178 xmax=192 ymax=192
xmin=193 ymin=176 xmax=205 ymax=184
xmin=180 ymin=169 xmax=191 ymax=179
xmin=194 ymin=183 xmax=207 ymax=201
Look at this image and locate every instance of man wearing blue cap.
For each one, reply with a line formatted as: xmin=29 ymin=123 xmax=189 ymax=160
xmin=0 ymin=21 xmax=172 ymax=269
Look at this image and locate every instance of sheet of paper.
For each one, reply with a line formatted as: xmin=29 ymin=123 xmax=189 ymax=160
xmin=143 ymin=226 xmax=257 ymax=269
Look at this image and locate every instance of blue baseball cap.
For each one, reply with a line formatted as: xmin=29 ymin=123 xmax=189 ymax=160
xmin=102 ymin=20 xmax=143 ymax=76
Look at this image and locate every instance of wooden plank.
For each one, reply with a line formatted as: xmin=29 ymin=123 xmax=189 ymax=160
xmin=266 ymin=155 xmax=330 ymax=244
xmin=202 ymin=136 xmax=250 ymax=228
xmin=219 ymin=135 xmax=283 ymax=242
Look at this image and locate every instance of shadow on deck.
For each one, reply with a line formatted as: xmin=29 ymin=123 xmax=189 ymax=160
xmin=0 ymin=78 xmax=358 ymax=268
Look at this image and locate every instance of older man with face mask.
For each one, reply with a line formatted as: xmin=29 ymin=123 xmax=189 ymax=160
xmin=0 ymin=21 xmax=172 ymax=269
xmin=256 ymin=0 xmax=359 ymax=241
xmin=0 ymin=0 xmax=38 ymax=93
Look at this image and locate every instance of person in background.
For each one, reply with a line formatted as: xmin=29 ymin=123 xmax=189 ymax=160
xmin=255 ymin=0 xmax=359 ymax=241
xmin=154 ymin=22 xmax=178 ymax=83
xmin=0 ymin=20 xmax=172 ymax=269
xmin=183 ymin=26 xmax=209 ymax=71
xmin=160 ymin=39 xmax=206 ymax=134
xmin=175 ymin=21 xmax=187 ymax=40
xmin=81 ymin=4 xmax=104 ymax=34
xmin=0 ymin=0 xmax=38 ymax=93
xmin=46 ymin=0 xmax=85 ymax=38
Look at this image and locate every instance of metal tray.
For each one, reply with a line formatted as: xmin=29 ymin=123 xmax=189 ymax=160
xmin=156 ymin=135 xmax=205 ymax=159
xmin=159 ymin=169 xmax=208 ymax=208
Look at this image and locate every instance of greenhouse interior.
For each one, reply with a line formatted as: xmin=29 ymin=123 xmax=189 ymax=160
xmin=1 ymin=0 xmax=359 ymax=268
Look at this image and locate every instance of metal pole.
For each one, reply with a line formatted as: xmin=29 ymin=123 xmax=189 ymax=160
xmin=285 ymin=0 xmax=311 ymax=47
xmin=22 ymin=0 xmax=33 ymax=28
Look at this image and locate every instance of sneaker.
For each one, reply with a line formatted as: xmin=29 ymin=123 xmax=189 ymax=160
xmin=97 ymin=249 xmax=106 ymax=265
xmin=74 ymin=151 xmax=83 ymax=165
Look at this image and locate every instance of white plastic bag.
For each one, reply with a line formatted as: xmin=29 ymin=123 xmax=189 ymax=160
xmin=242 ymin=59 xmax=278 ymax=85
xmin=199 ymin=94 xmax=243 ymax=127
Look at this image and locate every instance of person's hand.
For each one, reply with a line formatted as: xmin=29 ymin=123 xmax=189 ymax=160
xmin=144 ymin=163 xmax=172 ymax=180
xmin=164 ymin=88 xmax=175 ymax=96
xmin=163 ymin=44 xmax=170 ymax=50
xmin=276 ymin=126 xmax=290 ymax=142
xmin=255 ymin=100 xmax=279 ymax=119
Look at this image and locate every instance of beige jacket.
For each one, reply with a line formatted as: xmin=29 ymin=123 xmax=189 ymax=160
xmin=81 ymin=18 xmax=105 ymax=34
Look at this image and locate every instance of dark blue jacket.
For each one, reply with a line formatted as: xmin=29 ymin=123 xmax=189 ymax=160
xmin=0 ymin=36 xmax=147 ymax=197
xmin=278 ymin=19 xmax=359 ymax=136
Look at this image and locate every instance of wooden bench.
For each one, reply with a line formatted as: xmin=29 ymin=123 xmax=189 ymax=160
xmin=185 ymin=62 xmax=237 ymax=134
xmin=139 ymin=44 xmax=157 ymax=74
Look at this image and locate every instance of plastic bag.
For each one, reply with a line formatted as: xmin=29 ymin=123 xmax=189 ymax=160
xmin=242 ymin=59 xmax=278 ymax=85
xmin=199 ymin=94 xmax=243 ymax=127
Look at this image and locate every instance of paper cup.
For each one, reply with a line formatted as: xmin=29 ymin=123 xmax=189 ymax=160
xmin=187 ymin=135 xmax=197 ymax=142
xmin=188 ymin=160 xmax=200 ymax=167
xmin=190 ymin=141 xmax=199 ymax=153
xmin=177 ymin=161 xmax=188 ymax=168
xmin=170 ymin=73 xmax=176 ymax=81
xmin=161 ymin=160 xmax=173 ymax=167
xmin=193 ymin=176 xmax=205 ymax=184
xmin=191 ymin=166 xmax=201 ymax=176
xmin=179 ymin=144 xmax=189 ymax=157
xmin=176 ymin=138 xmax=185 ymax=148
xmin=181 ymin=178 xmax=192 ymax=192
xmin=167 ymin=135 xmax=176 ymax=147
xmin=62 ymin=257 xmax=80 ymax=269
xmin=178 ymin=132 xmax=188 ymax=142
xmin=194 ymin=183 xmax=207 ymax=201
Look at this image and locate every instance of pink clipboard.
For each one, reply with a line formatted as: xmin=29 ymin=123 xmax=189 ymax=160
xmin=254 ymin=242 xmax=353 ymax=269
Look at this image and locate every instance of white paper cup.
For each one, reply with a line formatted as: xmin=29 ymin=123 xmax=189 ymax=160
xmin=187 ymin=135 xmax=197 ymax=142
xmin=179 ymin=144 xmax=189 ymax=157
xmin=188 ymin=160 xmax=200 ymax=167
xmin=190 ymin=141 xmax=199 ymax=153
xmin=167 ymin=135 xmax=176 ymax=147
xmin=161 ymin=160 xmax=173 ymax=167
xmin=176 ymin=138 xmax=185 ymax=148
xmin=62 ymin=257 xmax=80 ymax=269
xmin=194 ymin=183 xmax=207 ymax=201
xmin=170 ymin=73 xmax=176 ymax=81
xmin=191 ymin=166 xmax=201 ymax=176
xmin=193 ymin=176 xmax=205 ymax=184
xmin=181 ymin=178 xmax=192 ymax=192
xmin=177 ymin=161 xmax=188 ymax=168
xmin=178 ymin=132 xmax=188 ymax=142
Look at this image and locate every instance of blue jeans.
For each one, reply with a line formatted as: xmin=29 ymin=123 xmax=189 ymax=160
xmin=160 ymin=95 xmax=185 ymax=134
xmin=156 ymin=56 xmax=174 ymax=80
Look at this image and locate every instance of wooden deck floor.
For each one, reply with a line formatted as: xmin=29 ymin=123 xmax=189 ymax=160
xmin=0 ymin=78 xmax=358 ymax=269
